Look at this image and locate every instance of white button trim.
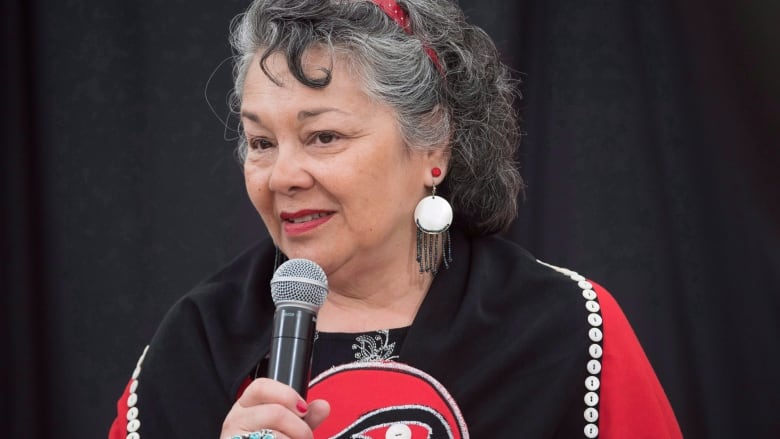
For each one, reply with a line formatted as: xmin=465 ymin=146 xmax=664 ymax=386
xmin=585 ymin=376 xmax=601 ymax=391
xmin=585 ymin=407 xmax=599 ymax=422
xmin=126 ymin=407 xmax=139 ymax=421
xmin=589 ymin=344 xmax=603 ymax=359
xmin=125 ymin=345 xmax=149 ymax=439
xmin=127 ymin=419 xmax=141 ymax=433
xmin=536 ymin=260 xmax=603 ymax=438
xmin=126 ymin=393 xmax=137 ymax=407
xmin=578 ymin=280 xmax=593 ymax=290
xmin=589 ymin=328 xmax=603 ymax=342
xmin=585 ymin=423 xmax=599 ymax=438
xmin=588 ymin=313 xmax=603 ymax=327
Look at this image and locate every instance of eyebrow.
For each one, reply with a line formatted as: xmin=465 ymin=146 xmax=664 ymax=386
xmin=240 ymin=107 xmax=348 ymax=124
xmin=240 ymin=111 xmax=261 ymax=123
xmin=297 ymin=107 xmax=347 ymax=120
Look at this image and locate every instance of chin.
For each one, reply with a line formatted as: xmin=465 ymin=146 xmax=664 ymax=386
xmin=282 ymin=245 xmax=337 ymax=271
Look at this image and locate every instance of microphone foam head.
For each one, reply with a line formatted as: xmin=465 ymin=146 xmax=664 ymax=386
xmin=270 ymin=258 xmax=328 ymax=309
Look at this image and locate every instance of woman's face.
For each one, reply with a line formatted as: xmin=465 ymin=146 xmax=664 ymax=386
xmin=241 ymin=50 xmax=443 ymax=280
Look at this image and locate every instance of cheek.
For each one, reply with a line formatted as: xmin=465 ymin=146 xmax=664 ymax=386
xmin=244 ymin=165 xmax=271 ymax=212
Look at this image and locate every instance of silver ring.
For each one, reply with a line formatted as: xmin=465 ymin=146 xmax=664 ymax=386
xmin=231 ymin=430 xmax=276 ymax=439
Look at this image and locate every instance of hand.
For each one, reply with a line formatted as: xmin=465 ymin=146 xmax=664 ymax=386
xmin=221 ymin=378 xmax=330 ymax=439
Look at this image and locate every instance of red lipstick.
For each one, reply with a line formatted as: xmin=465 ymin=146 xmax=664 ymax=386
xmin=280 ymin=210 xmax=333 ymax=236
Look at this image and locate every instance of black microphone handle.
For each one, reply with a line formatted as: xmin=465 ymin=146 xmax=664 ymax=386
xmin=267 ymin=304 xmax=317 ymax=398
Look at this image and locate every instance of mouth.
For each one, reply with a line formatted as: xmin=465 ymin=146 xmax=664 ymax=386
xmin=279 ymin=210 xmax=334 ymax=236
xmin=280 ymin=209 xmax=335 ymax=224
xmin=282 ymin=211 xmax=332 ymax=224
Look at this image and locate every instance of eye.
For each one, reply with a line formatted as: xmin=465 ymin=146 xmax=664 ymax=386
xmin=248 ymin=137 xmax=274 ymax=151
xmin=385 ymin=423 xmax=413 ymax=439
xmin=357 ymin=422 xmax=429 ymax=439
xmin=311 ymin=131 xmax=339 ymax=145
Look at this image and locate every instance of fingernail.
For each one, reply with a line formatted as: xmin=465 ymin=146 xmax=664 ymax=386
xmin=296 ymin=400 xmax=308 ymax=413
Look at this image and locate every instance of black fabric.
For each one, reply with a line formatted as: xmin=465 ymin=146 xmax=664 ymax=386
xmin=310 ymin=327 xmax=409 ymax=377
xmin=130 ymin=229 xmax=589 ymax=437
xmin=3 ymin=0 xmax=778 ymax=438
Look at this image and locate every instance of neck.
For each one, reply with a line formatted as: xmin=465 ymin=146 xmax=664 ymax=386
xmin=316 ymin=254 xmax=433 ymax=332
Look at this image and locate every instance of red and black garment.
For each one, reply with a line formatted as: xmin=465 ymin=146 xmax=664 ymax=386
xmin=110 ymin=228 xmax=681 ymax=438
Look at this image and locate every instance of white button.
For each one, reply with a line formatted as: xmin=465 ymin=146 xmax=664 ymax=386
xmin=589 ymin=328 xmax=603 ymax=342
xmin=584 ymin=391 xmax=599 ymax=406
xmin=587 ymin=359 xmax=602 ymax=375
xmin=385 ymin=423 xmax=412 ymax=439
xmin=571 ymin=273 xmax=585 ymax=282
xmin=585 ymin=376 xmax=601 ymax=391
xmin=584 ymin=407 xmax=599 ymax=422
xmin=131 ymin=367 xmax=141 ymax=380
xmin=588 ymin=313 xmax=602 ymax=327
xmin=130 ymin=380 xmax=139 ymax=393
xmin=589 ymin=344 xmax=603 ymax=359
xmin=126 ymin=407 xmax=138 ymax=421
xmin=127 ymin=393 xmax=138 ymax=407
xmin=582 ymin=290 xmax=597 ymax=300
xmin=584 ymin=423 xmax=599 ymax=438
xmin=127 ymin=418 xmax=140 ymax=432
xmin=585 ymin=301 xmax=600 ymax=313
xmin=578 ymin=280 xmax=593 ymax=290
xmin=126 ymin=433 xmax=140 ymax=439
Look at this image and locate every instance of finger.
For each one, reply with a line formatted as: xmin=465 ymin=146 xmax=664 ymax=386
xmin=237 ymin=378 xmax=308 ymax=414
xmin=221 ymin=429 xmax=290 ymax=439
xmin=220 ymin=430 xmax=289 ymax=439
xmin=222 ymin=403 xmax=313 ymax=439
xmin=303 ymin=399 xmax=331 ymax=430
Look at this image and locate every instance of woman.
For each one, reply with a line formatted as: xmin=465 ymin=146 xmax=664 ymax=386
xmin=110 ymin=0 xmax=682 ymax=437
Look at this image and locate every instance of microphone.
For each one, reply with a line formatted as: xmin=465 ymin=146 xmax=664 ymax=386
xmin=267 ymin=258 xmax=328 ymax=398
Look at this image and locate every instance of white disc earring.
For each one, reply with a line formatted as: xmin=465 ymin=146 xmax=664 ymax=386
xmin=414 ymin=167 xmax=453 ymax=274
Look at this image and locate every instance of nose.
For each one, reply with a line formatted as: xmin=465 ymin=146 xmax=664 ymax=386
xmin=267 ymin=142 xmax=313 ymax=195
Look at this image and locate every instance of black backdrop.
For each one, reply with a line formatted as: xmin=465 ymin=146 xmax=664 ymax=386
xmin=3 ymin=0 xmax=778 ymax=437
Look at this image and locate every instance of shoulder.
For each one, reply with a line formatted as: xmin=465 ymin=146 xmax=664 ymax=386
xmin=470 ymin=233 xmax=576 ymax=286
xmin=425 ymin=233 xmax=612 ymax=436
xmin=494 ymin=249 xmax=682 ymax=439
xmin=467 ymin=233 xmax=595 ymax=317
xmin=440 ymin=231 xmax=600 ymax=365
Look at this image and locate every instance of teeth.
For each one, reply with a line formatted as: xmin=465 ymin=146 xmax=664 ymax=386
xmin=289 ymin=213 xmax=328 ymax=224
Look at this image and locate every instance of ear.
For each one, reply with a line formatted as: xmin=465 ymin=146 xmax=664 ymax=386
xmin=422 ymin=145 xmax=451 ymax=186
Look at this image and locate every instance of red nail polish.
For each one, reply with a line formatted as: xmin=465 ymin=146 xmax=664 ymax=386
xmin=296 ymin=400 xmax=308 ymax=413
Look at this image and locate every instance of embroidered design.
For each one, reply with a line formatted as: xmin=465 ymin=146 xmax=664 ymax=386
xmin=536 ymin=260 xmax=603 ymax=439
xmin=352 ymin=329 xmax=399 ymax=362
xmin=308 ymin=361 xmax=469 ymax=438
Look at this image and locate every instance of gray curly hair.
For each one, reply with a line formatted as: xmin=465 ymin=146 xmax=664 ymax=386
xmin=230 ymin=0 xmax=523 ymax=236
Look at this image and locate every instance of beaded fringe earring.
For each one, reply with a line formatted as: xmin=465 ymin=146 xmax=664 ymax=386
xmin=414 ymin=167 xmax=453 ymax=275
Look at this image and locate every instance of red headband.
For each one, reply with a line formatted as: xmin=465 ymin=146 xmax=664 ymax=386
xmin=370 ymin=0 xmax=443 ymax=73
